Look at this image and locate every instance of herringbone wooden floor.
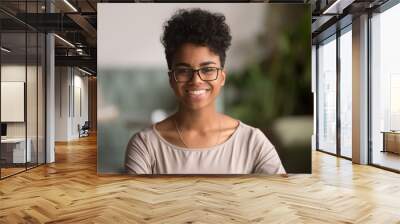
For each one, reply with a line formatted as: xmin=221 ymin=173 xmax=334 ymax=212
xmin=1 ymin=134 xmax=400 ymax=224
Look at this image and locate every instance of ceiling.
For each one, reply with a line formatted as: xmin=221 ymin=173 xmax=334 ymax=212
xmin=0 ymin=0 xmax=391 ymax=75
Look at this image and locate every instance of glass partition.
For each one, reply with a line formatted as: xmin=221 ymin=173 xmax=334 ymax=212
xmin=0 ymin=1 xmax=46 ymax=179
xmin=317 ymin=35 xmax=337 ymax=154
xmin=38 ymin=32 xmax=45 ymax=165
xmin=371 ymin=3 xmax=400 ymax=171
xmin=339 ymin=27 xmax=352 ymax=158
xmin=27 ymin=30 xmax=38 ymax=169
xmin=1 ymin=31 xmax=28 ymax=177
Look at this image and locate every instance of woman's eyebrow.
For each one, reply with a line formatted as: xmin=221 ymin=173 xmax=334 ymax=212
xmin=174 ymin=61 xmax=217 ymax=67
xmin=174 ymin=63 xmax=191 ymax=67
xmin=199 ymin=61 xmax=216 ymax=66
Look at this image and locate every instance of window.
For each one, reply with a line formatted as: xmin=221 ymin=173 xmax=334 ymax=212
xmin=317 ymin=35 xmax=337 ymax=154
xmin=339 ymin=27 xmax=352 ymax=158
xmin=370 ymin=2 xmax=400 ymax=171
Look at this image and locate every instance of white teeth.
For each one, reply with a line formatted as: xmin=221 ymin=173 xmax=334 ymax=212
xmin=188 ymin=89 xmax=208 ymax=95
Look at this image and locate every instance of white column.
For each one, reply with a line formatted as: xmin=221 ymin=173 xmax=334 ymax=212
xmin=46 ymin=33 xmax=55 ymax=163
xmin=45 ymin=0 xmax=55 ymax=163
xmin=352 ymin=14 xmax=369 ymax=164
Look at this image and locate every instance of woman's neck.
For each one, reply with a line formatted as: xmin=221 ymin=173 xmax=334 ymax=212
xmin=175 ymin=104 xmax=220 ymax=132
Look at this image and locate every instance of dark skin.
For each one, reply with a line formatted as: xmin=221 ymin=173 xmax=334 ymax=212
xmin=155 ymin=43 xmax=239 ymax=149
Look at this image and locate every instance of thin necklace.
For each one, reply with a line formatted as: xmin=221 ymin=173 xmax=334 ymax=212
xmin=174 ymin=115 xmax=221 ymax=149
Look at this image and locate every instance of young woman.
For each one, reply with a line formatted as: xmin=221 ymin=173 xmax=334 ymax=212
xmin=125 ymin=8 xmax=286 ymax=175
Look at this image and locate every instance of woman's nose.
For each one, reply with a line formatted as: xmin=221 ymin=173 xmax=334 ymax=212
xmin=189 ymin=70 xmax=203 ymax=83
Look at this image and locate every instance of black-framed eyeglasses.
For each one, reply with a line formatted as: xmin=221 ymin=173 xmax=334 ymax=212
xmin=169 ymin=66 xmax=223 ymax=82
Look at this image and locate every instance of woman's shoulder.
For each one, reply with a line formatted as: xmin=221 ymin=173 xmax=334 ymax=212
xmin=127 ymin=125 xmax=157 ymax=145
xmin=128 ymin=116 xmax=175 ymax=145
xmin=236 ymin=120 xmax=262 ymax=135
xmin=237 ymin=121 xmax=257 ymax=132
xmin=218 ymin=114 xmax=265 ymax=138
xmin=235 ymin=121 xmax=273 ymax=145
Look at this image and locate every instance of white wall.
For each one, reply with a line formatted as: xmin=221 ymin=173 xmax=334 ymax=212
xmin=72 ymin=73 xmax=89 ymax=138
xmin=1 ymin=63 xmax=46 ymax=164
xmin=1 ymin=65 xmax=37 ymax=138
xmin=55 ymin=67 xmax=89 ymax=141
xmin=1 ymin=82 xmax=24 ymax=122
xmin=98 ymin=3 xmax=267 ymax=72
xmin=1 ymin=65 xmax=26 ymax=131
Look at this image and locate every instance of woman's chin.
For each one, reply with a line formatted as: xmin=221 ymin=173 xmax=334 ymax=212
xmin=182 ymin=98 xmax=212 ymax=110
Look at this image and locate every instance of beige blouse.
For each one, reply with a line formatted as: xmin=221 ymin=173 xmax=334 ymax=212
xmin=125 ymin=121 xmax=286 ymax=175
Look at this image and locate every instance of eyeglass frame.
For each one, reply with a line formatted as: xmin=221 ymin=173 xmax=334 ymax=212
xmin=168 ymin=66 xmax=224 ymax=83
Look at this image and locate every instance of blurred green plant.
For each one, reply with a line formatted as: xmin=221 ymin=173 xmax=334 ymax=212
xmin=225 ymin=9 xmax=312 ymax=128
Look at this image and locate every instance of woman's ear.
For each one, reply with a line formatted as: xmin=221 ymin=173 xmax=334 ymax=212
xmin=168 ymin=72 xmax=174 ymax=87
xmin=220 ymin=70 xmax=226 ymax=86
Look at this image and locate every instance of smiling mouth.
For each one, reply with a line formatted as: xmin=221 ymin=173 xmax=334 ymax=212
xmin=185 ymin=89 xmax=211 ymax=95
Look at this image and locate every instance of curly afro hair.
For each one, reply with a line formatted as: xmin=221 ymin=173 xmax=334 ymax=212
xmin=161 ymin=8 xmax=232 ymax=69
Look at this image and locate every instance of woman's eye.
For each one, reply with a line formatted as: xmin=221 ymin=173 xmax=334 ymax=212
xmin=201 ymin=67 xmax=215 ymax=74
xmin=176 ymin=69 xmax=190 ymax=75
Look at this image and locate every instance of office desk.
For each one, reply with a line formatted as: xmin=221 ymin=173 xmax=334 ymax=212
xmin=1 ymin=138 xmax=31 ymax=164
xmin=381 ymin=131 xmax=400 ymax=154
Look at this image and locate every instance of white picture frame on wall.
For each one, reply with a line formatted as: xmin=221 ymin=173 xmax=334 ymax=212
xmin=1 ymin=81 xmax=25 ymax=122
